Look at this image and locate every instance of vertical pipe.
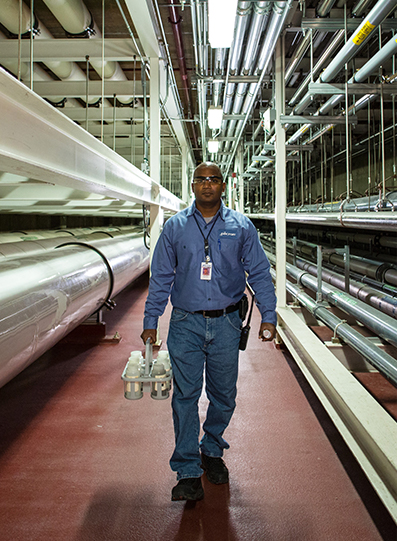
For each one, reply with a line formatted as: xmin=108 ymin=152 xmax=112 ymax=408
xmin=30 ymin=0 xmax=34 ymax=91
xmin=331 ymin=128 xmax=334 ymax=209
xmin=18 ymin=0 xmax=22 ymax=81
xmin=380 ymin=80 xmax=386 ymax=201
xmin=275 ymin=35 xmax=286 ymax=308
xmin=142 ymin=62 xmax=149 ymax=173
xmin=181 ymin=144 xmax=188 ymax=203
xmin=100 ymin=0 xmax=105 ymax=142
xmin=112 ymin=94 xmax=116 ymax=151
xmin=85 ymin=55 xmax=89 ymax=131
xmin=149 ymin=56 xmax=161 ymax=264
xmin=368 ymin=98 xmax=371 ymax=210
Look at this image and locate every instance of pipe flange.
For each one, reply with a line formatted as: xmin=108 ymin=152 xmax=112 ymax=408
xmin=55 ymin=241 xmax=116 ymax=312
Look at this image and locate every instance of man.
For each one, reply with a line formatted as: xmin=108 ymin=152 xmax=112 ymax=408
xmin=141 ymin=162 xmax=276 ymax=501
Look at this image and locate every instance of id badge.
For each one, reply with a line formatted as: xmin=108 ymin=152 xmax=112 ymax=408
xmin=200 ymin=261 xmax=212 ymax=280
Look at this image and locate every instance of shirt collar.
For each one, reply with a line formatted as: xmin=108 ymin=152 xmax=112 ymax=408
xmin=188 ymin=200 xmax=226 ymax=221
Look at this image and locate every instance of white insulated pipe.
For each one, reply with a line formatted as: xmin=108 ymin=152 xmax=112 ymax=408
xmin=41 ymin=0 xmax=133 ymax=103
xmin=0 ymin=233 xmax=149 ymax=389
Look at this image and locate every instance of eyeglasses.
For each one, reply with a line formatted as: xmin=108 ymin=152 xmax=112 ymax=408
xmin=193 ymin=176 xmax=223 ymax=184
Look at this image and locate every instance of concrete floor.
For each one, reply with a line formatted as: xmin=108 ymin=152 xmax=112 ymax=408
xmin=0 ymin=272 xmax=395 ymax=541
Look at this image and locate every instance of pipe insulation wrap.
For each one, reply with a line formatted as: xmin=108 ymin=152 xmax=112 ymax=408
xmin=0 ymin=234 xmax=149 ymax=389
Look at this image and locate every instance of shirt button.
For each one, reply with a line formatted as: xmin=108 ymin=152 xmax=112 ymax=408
xmin=208 ymin=298 xmax=211 ymax=301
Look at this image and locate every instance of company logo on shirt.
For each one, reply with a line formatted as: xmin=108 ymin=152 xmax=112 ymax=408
xmin=219 ymin=229 xmax=237 ymax=238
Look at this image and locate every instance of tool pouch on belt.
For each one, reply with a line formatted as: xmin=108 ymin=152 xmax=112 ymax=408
xmin=239 ymin=291 xmax=254 ymax=351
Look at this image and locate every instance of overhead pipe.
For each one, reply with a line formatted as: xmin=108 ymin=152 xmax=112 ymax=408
xmin=0 ymin=233 xmax=149 ymax=389
xmin=317 ymin=0 xmax=339 ymax=17
xmin=223 ymin=0 xmax=293 ymax=174
xmin=220 ymin=0 xmax=252 ymax=148
xmin=169 ymin=0 xmax=198 ymax=149
xmin=295 ymin=0 xmax=397 ymax=114
xmin=321 ymin=0 xmax=397 ymax=81
xmin=227 ymin=0 xmax=294 ymax=169
xmin=351 ymin=0 xmax=376 ymax=16
xmin=223 ymin=2 xmax=271 ymax=151
xmin=269 ymin=267 xmax=397 ymax=385
xmin=41 ymin=0 xmax=133 ymax=104
xmin=212 ymin=48 xmax=226 ymax=107
xmin=285 ymin=30 xmax=319 ymax=86
xmin=0 ymin=0 xmax=87 ymax=103
xmin=309 ymin=32 xmax=397 ymax=121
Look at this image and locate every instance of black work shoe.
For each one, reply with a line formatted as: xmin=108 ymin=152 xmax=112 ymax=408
xmin=201 ymin=453 xmax=229 ymax=484
xmin=171 ymin=477 xmax=204 ymax=501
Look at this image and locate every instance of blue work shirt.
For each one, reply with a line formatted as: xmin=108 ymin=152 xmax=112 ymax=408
xmin=143 ymin=200 xmax=277 ymax=329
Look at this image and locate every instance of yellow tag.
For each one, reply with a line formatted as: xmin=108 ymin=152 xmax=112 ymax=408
xmin=352 ymin=21 xmax=375 ymax=46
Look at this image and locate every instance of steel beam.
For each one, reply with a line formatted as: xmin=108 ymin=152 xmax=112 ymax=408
xmin=0 ymin=38 xmax=138 ymax=63
xmin=32 ymin=80 xmax=144 ymax=99
xmin=308 ymin=82 xmax=397 ymax=96
xmin=280 ymin=114 xmax=358 ymax=125
xmin=301 ymin=17 xmax=397 ymax=31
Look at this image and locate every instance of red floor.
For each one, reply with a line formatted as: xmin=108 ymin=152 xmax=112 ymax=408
xmin=0 ymin=273 xmax=395 ymax=541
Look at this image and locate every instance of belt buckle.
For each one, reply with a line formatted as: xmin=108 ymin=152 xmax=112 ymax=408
xmin=202 ymin=311 xmax=210 ymax=319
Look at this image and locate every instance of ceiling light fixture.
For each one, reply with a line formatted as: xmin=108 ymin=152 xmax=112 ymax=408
xmin=208 ymin=0 xmax=238 ymax=48
xmin=208 ymin=106 xmax=223 ymax=130
xmin=208 ymin=140 xmax=219 ymax=154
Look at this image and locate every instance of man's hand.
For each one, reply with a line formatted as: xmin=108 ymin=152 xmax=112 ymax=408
xmin=140 ymin=329 xmax=157 ymax=345
xmin=258 ymin=322 xmax=276 ymax=342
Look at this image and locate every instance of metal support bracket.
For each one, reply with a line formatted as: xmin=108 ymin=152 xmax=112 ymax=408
xmin=280 ymin=114 xmax=358 ymax=125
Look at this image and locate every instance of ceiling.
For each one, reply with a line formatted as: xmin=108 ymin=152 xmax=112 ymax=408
xmin=0 ymin=0 xmax=396 ymax=220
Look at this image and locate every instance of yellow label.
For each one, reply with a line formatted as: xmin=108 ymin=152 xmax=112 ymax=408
xmin=352 ymin=21 xmax=375 ymax=46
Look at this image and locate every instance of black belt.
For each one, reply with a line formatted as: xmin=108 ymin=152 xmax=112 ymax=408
xmin=194 ymin=303 xmax=239 ymax=319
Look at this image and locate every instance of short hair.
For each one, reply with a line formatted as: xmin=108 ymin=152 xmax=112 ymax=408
xmin=193 ymin=162 xmax=223 ymax=180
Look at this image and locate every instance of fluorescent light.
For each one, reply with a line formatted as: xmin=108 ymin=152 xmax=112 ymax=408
xmin=208 ymin=0 xmax=238 ymax=48
xmin=208 ymin=140 xmax=219 ymax=154
xmin=208 ymin=106 xmax=223 ymax=129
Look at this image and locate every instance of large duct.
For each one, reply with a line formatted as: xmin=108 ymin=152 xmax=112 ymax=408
xmin=0 ymin=233 xmax=149 ymax=389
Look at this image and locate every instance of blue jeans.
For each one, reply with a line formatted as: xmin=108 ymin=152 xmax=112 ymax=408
xmin=167 ymin=308 xmax=241 ymax=480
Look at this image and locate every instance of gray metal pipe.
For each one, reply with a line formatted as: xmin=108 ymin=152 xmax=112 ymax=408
xmin=351 ymin=0 xmax=376 ymax=17
xmin=282 ymin=258 xmax=397 ymax=348
xmin=294 ymin=256 xmax=397 ymax=318
xmin=223 ymin=0 xmax=292 ymax=168
xmin=271 ymin=268 xmax=397 ymax=385
xmin=317 ymin=0 xmax=339 ymax=17
xmin=293 ymin=0 xmax=397 ymax=115
xmin=0 ymin=233 xmax=149 ymax=389
xmin=254 ymin=210 xmax=397 ymax=231
xmin=320 ymin=0 xmax=397 ymax=82
xmin=285 ymin=31 xmax=317 ymax=85
xmin=221 ymin=1 xmax=252 ymax=115
xmin=291 ymin=30 xmax=345 ymax=110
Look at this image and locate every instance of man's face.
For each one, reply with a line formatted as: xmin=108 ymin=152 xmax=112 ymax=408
xmin=191 ymin=165 xmax=225 ymax=207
